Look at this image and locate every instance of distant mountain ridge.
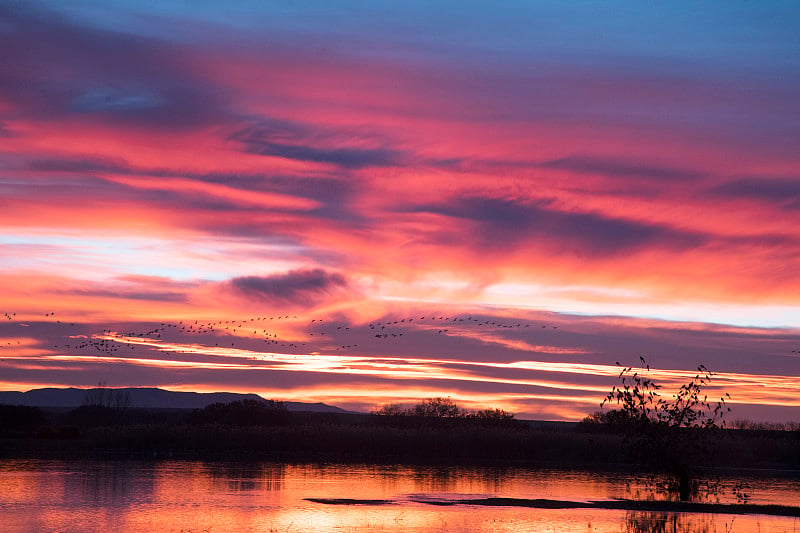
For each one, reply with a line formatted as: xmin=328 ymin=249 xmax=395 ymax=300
xmin=0 ymin=387 xmax=356 ymax=413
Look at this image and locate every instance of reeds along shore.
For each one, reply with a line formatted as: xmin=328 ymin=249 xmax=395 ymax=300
xmin=0 ymin=404 xmax=798 ymax=469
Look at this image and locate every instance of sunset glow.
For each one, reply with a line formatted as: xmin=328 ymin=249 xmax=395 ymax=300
xmin=1 ymin=1 xmax=798 ymax=421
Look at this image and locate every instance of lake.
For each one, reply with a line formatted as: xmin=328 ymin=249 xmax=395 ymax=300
xmin=1 ymin=459 xmax=798 ymax=532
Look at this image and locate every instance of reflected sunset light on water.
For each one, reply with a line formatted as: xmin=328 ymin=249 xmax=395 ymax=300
xmin=2 ymin=461 xmax=798 ymax=533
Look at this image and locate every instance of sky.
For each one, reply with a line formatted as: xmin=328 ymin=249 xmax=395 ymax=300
xmin=1 ymin=1 xmax=799 ymax=421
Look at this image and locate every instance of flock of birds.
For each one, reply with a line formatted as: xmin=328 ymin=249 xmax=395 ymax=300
xmin=4 ymin=309 xmax=799 ymax=360
xmin=0 ymin=310 xmax=568 ymax=358
xmin=368 ymin=316 xmax=558 ymax=338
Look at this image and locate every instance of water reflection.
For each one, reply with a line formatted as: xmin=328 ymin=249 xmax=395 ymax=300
xmin=210 ymin=462 xmax=285 ymax=492
xmin=624 ymin=512 xmax=729 ymax=533
xmin=68 ymin=460 xmax=155 ymax=507
xmin=0 ymin=460 xmax=797 ymax=533
xmin=408 ymin=465 xmax=506 ymax=495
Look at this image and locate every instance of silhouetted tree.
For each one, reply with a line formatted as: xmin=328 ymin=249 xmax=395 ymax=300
xmin=372 ymin=398 xmax=518 ymax=429
xmin=466 ymin=408 xmax=517 ymax=428
xmin=410 ymin=397 xmax=462 ymax=418
xmin=469 ymin=408 xmax=515 ymax=421
xmin=189 ymin=399 xmax=291 ymax=426
xmin=82 ymin=382 xmax=130 ymax=410
xmin=601 ymin=358 xmax=730 ymax=500
xmin=69 ymin=382 xmax=132 ymax=427
xmin=371 ymin=403 xmax=406 ymax=416
xmin=581 ymin=408 xmax=635 ymax=428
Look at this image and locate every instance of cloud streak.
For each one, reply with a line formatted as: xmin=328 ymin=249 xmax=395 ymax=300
xmin=412 ymin=196 xmax=707 ymax=256
xmin=230 ymin=120 xmax=407 ymax=168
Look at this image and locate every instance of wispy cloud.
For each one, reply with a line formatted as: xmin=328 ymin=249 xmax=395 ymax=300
xmin=230 ymin=120 xmax=407 ymax=168
xmin=411 ymin=195 xmax=706 ymax=256
xmin=712 ymin=177 xmax=800 ymax=208
xmin=539 ymin=155 xmax=705 ymax=182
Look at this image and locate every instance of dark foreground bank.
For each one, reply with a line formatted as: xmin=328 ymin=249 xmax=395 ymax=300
xmin=1 ymin=404 xmax=798 ymax=470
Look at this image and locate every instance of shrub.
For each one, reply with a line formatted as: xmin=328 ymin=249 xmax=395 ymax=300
xmin=410 ymin=397 xmax=463 ymax=418
xmin=188 ymin=399 xmax=292 ymax=427
xmin=371 ymin=403 xmax=406 ymax=416
xmin=0 ymin=404 xmax=46 ymax=433
xmin=68 ymin=404 xmax=117 ymax=428
xmin=600 ymin=358 xmax=730 ymax=500
xmin=82 ymin=382 xmax=131 ymax=410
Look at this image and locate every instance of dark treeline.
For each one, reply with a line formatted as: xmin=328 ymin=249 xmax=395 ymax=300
xmin=1 ymin=399 xmax=798 ymax=471
xmin=371 ymin=397 xmax=519 ymax=429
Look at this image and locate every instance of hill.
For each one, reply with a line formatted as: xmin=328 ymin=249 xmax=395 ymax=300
xmin=0 ymin=387 xmax=355 ymax=414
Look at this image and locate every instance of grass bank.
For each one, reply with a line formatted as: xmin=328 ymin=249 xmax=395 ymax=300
xmin=1 ymin=406 xmax=797 ymax=470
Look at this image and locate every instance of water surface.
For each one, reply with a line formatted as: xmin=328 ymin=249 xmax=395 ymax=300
xmin=1 ymin=460 xmax=798 ymax=532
